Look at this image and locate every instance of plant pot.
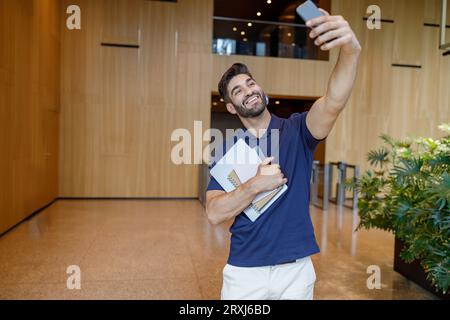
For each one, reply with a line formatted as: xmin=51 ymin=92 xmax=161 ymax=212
xmin=394 ymin=237 xmax=449 ymax=300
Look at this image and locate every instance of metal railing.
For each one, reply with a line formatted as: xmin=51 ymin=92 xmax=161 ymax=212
xmin=310 ymin=161 xmax=330 ymax=210
xmin=311 ymin=161 xmax=360 ymax=210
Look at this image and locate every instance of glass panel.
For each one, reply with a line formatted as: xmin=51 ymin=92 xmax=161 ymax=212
xmin=213 ymin=17 xmax=328 ymax=60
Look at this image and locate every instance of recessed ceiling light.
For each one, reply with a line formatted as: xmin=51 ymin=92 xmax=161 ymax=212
xmin=232 ymin=27 xmax=237 ymax=31
xmin=220 ymin=98 xmax=224 ymax=102
xmin=213 ymin=102 xmax=217 ymax=106
xmin=247 ymin=22 xmax=252 ymax=27
xmin=291 ymin=43 xmax=296 ymax=46
xmin=243 ymin=38 xmax=248 ymax=42
xmin=257 ymin=12 xmax=261 ymax=16
xmin=275 ymin=101 xmax=280 ymax=105
xmin=241 ymin=31 xmax=245 ymax=35
xmin=267 ymin=0 xmax=272 ymax=4
xmin=287 ymin=32 xmax=292 ymax=37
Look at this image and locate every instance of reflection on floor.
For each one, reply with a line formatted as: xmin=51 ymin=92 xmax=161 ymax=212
xmin=0 ymin=200 xmax=437 ymax=300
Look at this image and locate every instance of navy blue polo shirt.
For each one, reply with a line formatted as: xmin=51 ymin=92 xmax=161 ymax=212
xmin=207 ymin=112 xmax=323 ymax=267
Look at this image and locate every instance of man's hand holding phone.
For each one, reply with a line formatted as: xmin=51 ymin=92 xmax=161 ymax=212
xmin=297 ymin=0 xmax=361 ymax=55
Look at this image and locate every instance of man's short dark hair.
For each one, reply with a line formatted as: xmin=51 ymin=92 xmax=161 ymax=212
xmin=218 ymin=63 xmax=253 ymax=103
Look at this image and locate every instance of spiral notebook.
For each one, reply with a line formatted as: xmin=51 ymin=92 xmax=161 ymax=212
xmin=210 ymin=139 xmax=288 ymax=222
xmin=227 ymin=170 xmax=283 ymax=211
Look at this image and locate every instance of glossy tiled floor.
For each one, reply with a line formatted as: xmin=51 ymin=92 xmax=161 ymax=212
xmin=0 ymin=200 xmax=437 ymax=300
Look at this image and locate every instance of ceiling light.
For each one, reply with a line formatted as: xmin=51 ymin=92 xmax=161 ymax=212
xmin=232 ymin=27 xmax=237 ymax=31
xmin=247 ymin=22 xmax=252 ymax=27
xmin=267 ymin=0 xmax=272 ymax=4
xmin=257 ymin=12 xmax=261 ymax=16
xmin=241 ymin=31 xmax=245 ymax=35
xmin=212 ymin=102 xmax=217 ymax=106
xmin=287 ymin=32 xmax=292 ymax=37
xmin=243 ymin=38 xmax=248 ymax=42
xmin=275 ymin=101 xmax=280 ymax=105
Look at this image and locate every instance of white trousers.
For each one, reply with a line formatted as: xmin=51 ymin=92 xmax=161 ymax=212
xmin=221 ymin=256 xmax=316 ymax=300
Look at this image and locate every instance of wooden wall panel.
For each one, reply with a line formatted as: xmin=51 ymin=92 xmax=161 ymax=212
xmin=137 ymin=1 xmax=179 ymax=197
xmin=437 ymin=33 xmax=450 ymax=126
xmin=59 ymin=0 xmax=103 ymax=196
xmin=0 ymin=0 xmax=60 ymax=235
xmin=97 ymin=47 xmax=141 ymax=195
xmin=419 ymin=26 xmax=441 ymax=136
xmin=60 ymin=0 xmax=212 ymax=197
xmin=0 ymin=0 xmax=13 ymax=233
xmin=388 ymin=67 xmax=422 ymax=138
xmin=392 ymin=0 xmax=424 ymax=66
xmin=102 ymin=0 xmax=142 ymax=45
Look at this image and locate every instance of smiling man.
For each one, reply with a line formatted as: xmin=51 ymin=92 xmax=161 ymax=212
xmin=206 ymin=9 xmax=361 ymax=300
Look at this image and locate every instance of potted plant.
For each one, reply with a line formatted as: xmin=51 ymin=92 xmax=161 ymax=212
xmin=347 ymin=124 xmax=450 ymax=298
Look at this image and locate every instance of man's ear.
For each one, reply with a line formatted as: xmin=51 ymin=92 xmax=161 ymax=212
xmin=226 ymin=102 xmax=237 ymax=115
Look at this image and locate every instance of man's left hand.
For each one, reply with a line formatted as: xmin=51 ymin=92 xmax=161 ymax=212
xmin=307 ymin=9 xmax=361 ymax=55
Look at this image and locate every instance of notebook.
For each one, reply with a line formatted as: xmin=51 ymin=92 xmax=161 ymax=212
xmin=210 ymin=139 xmax=288 ymax=222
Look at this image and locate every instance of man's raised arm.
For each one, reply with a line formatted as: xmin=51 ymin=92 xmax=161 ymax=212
xmin=305 ymin=9 xmax=362 ymax=140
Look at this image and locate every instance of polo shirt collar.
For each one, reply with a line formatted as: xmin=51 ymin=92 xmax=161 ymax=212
xmin=244 ymin=113 xmax=281 ymax=142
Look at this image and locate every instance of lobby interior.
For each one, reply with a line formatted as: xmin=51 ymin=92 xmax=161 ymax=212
xmin=0 ymin=0 xmax=449 ymax=300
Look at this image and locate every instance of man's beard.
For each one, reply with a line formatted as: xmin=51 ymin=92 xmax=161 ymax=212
xmin=232 ymin=91 xmax=267 ymax=118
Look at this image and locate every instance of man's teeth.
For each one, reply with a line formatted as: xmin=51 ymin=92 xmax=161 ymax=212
xmin=246 ymin=96 xmax=259 ymax=104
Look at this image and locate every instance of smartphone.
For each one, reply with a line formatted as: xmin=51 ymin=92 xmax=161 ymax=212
xmin=296 ymin=0 xmax=324 ymax=24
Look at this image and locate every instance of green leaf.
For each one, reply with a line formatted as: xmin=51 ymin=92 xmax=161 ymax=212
xmin=380 ymin=133 xmax=395 ymax=148
xmin=367 ymin=147 xmax=390 ymax=169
